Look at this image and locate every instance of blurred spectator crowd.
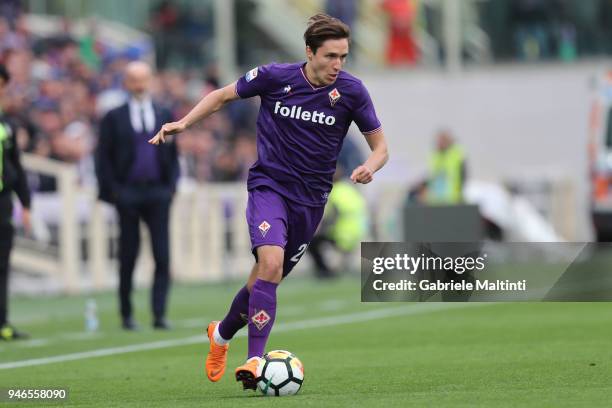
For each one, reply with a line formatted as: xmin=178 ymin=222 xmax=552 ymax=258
xmin=479 ymin=0 xmax=612 ymax=62
xmin=0 ymin=3 xmax=258 ymax=194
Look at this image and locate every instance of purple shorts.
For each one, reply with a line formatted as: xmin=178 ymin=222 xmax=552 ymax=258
xmin=246 ymin=186 xmax=324 ymax=277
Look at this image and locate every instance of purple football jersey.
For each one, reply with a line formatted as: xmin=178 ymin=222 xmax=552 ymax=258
xmin=235 ymin=62 xmax=381 ymax=207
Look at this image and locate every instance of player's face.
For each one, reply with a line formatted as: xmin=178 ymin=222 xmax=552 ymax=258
xmin=307 ymin=38 xmax=349 ymax=86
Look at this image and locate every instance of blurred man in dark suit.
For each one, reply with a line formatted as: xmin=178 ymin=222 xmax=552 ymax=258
xmin=95 ymin=61 xmax=178 ymax=330
xmin=0 ymin=63 xmax=31 ymax=340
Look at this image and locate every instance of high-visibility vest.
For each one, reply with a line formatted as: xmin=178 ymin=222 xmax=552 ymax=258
xmin=326 ymin=181 xmax=368 ymax=252
xmin=427 ymin=144 xmax=465 ymax=204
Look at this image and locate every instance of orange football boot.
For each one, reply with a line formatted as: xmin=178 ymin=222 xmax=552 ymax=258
xmin=235 ymin=357 xmax=261 ymax=390
xmin=205 ymin=321 xmax=229 ymax=382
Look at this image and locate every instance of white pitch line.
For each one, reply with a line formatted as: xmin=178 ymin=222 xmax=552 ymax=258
xmin=0 ymin=303 xmax=477 ymax=370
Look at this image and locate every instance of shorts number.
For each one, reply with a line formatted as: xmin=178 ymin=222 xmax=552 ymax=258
xmin=290 ymin=243 xmax=308 ymax=263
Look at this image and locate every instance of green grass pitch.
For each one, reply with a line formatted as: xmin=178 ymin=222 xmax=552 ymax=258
xmin=1 ymin=276 xmax=610 ymax=407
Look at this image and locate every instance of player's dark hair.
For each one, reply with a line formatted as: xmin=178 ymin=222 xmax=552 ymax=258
xmin=0 ymin=64 xmax=10 ymax=83
xmin=303 ymin=13 xmax=350 ymax=54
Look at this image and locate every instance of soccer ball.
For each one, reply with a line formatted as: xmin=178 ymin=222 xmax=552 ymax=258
xmin=257 ymin=350 xmax=304 ymax=396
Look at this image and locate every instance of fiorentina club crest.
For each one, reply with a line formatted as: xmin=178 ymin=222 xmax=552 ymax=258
xmin=252 ymin=309 xmax=271 ymax=330
xmin=328 ymin=88 xmax=341 ymax=107
xmin=258 ymin=221 xmax=271 ymax=237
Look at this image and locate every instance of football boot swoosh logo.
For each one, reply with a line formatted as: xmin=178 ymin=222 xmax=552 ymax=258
xmin=262 ymin=373 xmax=275 ymax=394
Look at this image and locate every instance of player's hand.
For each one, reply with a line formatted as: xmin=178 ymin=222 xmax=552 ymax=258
xmin=148 ymin=121 xmax=186 ymax=145
xmin=350 ymin=165 xmax=374 ymax=184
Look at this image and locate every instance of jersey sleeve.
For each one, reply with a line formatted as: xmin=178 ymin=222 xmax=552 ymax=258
xmin=352 ymin=82 xmax=382 ymax=135
xmin=235 ymin=64 xmax=277 ymax=98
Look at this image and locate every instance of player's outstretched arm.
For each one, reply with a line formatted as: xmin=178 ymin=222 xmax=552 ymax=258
xmin=350 ymin=129 xmax=389 ymax=184
xmin=148 ymin=81 xmax=240 ymax=144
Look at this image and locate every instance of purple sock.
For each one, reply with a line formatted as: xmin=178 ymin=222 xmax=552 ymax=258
xmin=248 ymin=279 xmax=278 ymax=359
xmin=218 ymin=286 xmax=250 ymax=341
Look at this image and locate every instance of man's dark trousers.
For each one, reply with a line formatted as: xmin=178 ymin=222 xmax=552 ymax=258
xmin=0 ymin=194 xmax=14 ymax=327
xmin=116 ymin=184 xmax=172 ymax=323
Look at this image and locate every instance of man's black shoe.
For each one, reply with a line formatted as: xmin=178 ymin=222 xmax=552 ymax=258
xmin=153 ymin=318 xmax=171 ymax=330
xmin=122 ymin=317 xmax=140 ymax=331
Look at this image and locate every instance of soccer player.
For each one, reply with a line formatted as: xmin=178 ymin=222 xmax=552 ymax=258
xmin=149 ymin=13 xmax=389 ymax=390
